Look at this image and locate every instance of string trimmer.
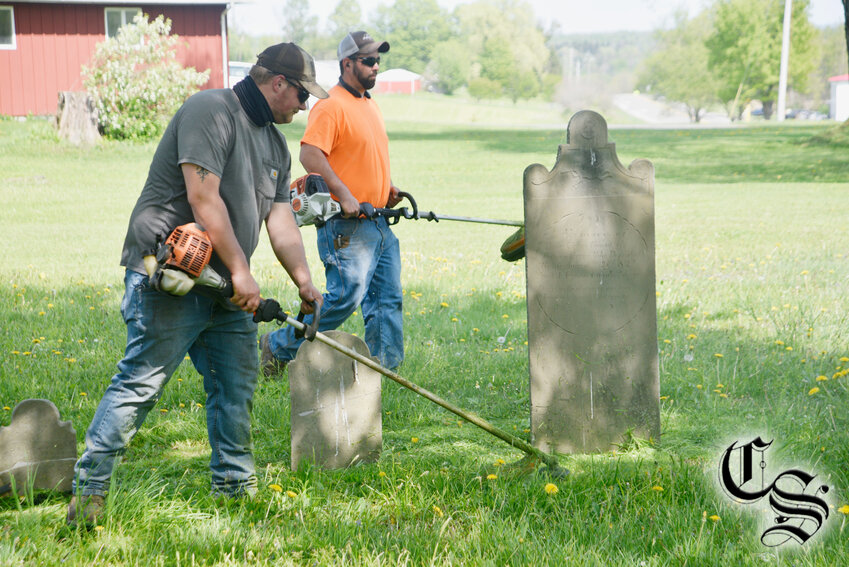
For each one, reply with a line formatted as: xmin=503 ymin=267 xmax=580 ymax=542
xmin=290 ymin=174 xmax=527 ymax=261
xmin=254 ymin=298 xmax=569 ymax=477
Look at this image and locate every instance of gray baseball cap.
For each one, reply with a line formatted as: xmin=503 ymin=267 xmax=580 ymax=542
xmin=256 ymin=42 xmax=329 ymax=99
xmin=337 ymin=31 xmax=390 ymax=62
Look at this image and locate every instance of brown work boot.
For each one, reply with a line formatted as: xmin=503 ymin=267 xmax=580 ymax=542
xmin=67 ymin=494 xmax=105 ymax=528
xmin=260 ymin=333 xmax=287 ymax=377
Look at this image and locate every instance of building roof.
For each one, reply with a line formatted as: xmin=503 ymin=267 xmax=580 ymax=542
xmin=829 ymin=74 xmax=849 ymax=82
xmin=376 ymin=69 xmax=421 ymax=82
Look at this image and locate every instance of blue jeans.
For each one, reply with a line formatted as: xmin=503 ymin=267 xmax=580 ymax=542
xmin=73 ymin=270 xmax=259 ymax=497
xmin=267 ymin=216 xmax=404 ymax=369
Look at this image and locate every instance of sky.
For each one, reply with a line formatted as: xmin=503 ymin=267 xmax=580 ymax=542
xmin=228 ymin=0 xmax=846 ymax=37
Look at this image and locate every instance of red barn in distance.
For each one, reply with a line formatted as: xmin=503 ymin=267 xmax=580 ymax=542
xmin=0 ymin=0 xmax=230 ymax=117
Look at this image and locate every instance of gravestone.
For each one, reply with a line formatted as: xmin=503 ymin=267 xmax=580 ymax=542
xmin=289 ymin=331 xmax=382 ymax=469
xmin=524 ymin=110 xmax=660 ymax=454
xmin=0 ymin=399 xmax=77 ymax=494
xmin=56 ymin=91 xmax=100 ymax=147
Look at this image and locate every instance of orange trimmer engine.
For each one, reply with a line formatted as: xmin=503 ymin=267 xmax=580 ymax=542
xmin=162 ymin=223 xmax=213 ymax=277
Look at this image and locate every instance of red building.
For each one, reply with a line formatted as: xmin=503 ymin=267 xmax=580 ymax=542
xmin=0 ymin=1 xmax=230 ymax=116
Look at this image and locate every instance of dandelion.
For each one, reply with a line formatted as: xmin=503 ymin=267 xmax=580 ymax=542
xmin=816 ymin=375 xmax=828 ymax=382
xmin=451 ymin=317 xmax=458 ymax=322
xmin=411 ymin=437 xmax=419 ymax=443
xmin=709 ymin=515 xmax=720 ymax=522
xmin=378 ymin=471 xmax=387 ymax=478
xmin=808 ymin=387 xmax=820 ymax=395
xmin=686 ymin=334 xmax=697 ymax=340
xmin=719 ymin=393 xmax=728 ymax=398
xmin=696 ymin=384 xmax=703 ymax=390
xmin=840 ymin=357 xmax=849 ymax=363
xmin=486 ymin=474 xmax=497 ymax=480
xmin=269 ymin=484 xmax=283 ymax=493
xmin=502 ymin=314 xmax=509 ymax=319
xmin=440 ymin=302 xmax=449 ymax=307
xmin=432 ymin=505 xmax=444 ymax=517
xmin=3 ymin=406 xmax=10 ymax=411
xmin=94 ymin=525 xmax=104 ymax=532
xmin=494 ymin=458 xmax=506 ymax=467
xmin=651 ymin=485 xmax=663 ymax=492
xmin=544 ymin=483 xmax=559 ymax=495
xmin=79 ymin=392 xmax=87 ymax=397
xmin=286 ymin=491 xmax=297 ymax=498
xmin=775 ymin=340 xmax=784 ymax=346
xmin=714 ymin=353 xmax=723 ymax=358
xmin=838 ymin=505 xmax=849 ymax=515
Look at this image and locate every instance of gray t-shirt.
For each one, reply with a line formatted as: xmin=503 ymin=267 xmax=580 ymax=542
xmin=121 ymin=88 xmax=290 ymax=283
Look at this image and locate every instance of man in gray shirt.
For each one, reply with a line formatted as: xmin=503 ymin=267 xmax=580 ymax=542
xmin=68 ymin=43 xmax=327 ymax=528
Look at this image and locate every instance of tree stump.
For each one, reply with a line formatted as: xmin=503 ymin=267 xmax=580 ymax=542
xmin=56 ymin=91 xmax=100 ymax=147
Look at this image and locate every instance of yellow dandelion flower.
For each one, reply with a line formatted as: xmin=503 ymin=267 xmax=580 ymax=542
xmin=379 ymin=471 xmax=387 ymax=477
xmin=440 ymin=302 xmax=449 ymax=307
xmin=816 ymin=375 xmax=828 ymax=382
xmin=696 ymin=384 xmax=703 ymax=389
xmin=411 ymin=437 xmax=419 ymax=443
xmin=660 ymin=395 xmax=669 ymax=400
xmin=486 ymin=474 xmax=497 ymax=480
xmin=686 ymin=334 xmax=697 ymax=340
xmin=79 ymin=392 xmax=87 ymax=397
xmin=544 ymin=483 xmax=559 ymax=494
xmin=286 ymin=491 xmax=298 ymax=498
xmin=502 ymin=314 xmax=509 ymax=319
xmin=838 ymin=505 xmax=849 ymax=515
xmin=3 ymin=406 xmax=10 ymax=411
xmin=651 ymin=485 xmax=663 ymax=492
xmin=840 ymin=357 xmax=849 ymax=363
xmin=432 ymin=505 xmax=444 ymax=517
xmin=94 ymin=525 xmax=104 ymax=532
xmin=808 ymin=387 xmax=820 ymax=395
xmin=451 ymin=317 xmax=458 ymax=322
xmin=716 ymin=383 xmax=724 ymax=388
xmin=709 ymin=515 xmax=720 ymax=522
xmin=663 ymin=339 xmax=671 ymax=344
xmin=775 ymin=340 xmax=784 ymax=346
xmin=719 ymin=393 xmax=728 ymax=398
xmin=714 ymin=353 xmax=723 ymax=358
xmin=269 ymin=484 xmax=283 ymax=493
xmin=494 ymin=458 xmax=506 ymax=466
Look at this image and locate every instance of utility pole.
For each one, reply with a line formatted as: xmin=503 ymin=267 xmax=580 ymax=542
xmin=777 ymin=0 xmax=792 ymax=122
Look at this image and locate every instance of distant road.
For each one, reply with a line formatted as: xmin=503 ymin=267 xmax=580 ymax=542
xmin=612 ymin=93 xmax=731 ymax=126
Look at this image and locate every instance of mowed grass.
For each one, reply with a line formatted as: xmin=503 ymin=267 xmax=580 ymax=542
xmin=1 ymin=105 xmax=848 ymax=565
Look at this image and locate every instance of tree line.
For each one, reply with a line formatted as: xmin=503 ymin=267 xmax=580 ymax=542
xmin=229 ymin=0 xmax=847 ymax=119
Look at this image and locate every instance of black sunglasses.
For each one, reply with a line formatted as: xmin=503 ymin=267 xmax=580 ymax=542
xmin=353 ymin=56 xmax=381 ymax=67
xmin=286 ymin=78 xmax=310 ymax=104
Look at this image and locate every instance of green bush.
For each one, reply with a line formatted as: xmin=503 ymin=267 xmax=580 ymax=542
xmin=467 ymin=77 xmax=502 ymax=100
xmin=82 ymin=14 xmax=210 ymax=140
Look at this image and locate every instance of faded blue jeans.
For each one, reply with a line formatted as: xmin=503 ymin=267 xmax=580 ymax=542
xmin=73 ymin=270 xmax=259 ymax=498
xmin=267 ymin=215 xmax=404 ymax=369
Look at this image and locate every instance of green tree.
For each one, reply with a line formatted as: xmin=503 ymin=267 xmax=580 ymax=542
xmin=455 ymin=0 xmax=550 ymax=99
xmin=637 ymin=12 xmax=719 ymax=122
xmin=428 ymin=39 xmax=471 ymax=94
xmin=83 ymin=14 xmax=209 ymax=140
xmin=706 ymin=0 xmax=818 ymax=120
xmin=329 ymin=0 xmax=363 ymax=38
xmin=371 ymin=0 xmax=453 ymax=74
xmin=278 ymin=0 xmax=318 ymax=47
xmin=468 ymin=76 xmax=502 ymax=100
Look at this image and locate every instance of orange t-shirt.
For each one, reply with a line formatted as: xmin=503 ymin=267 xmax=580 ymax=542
xmin=301 ymin=84 xmax=391 ymax=207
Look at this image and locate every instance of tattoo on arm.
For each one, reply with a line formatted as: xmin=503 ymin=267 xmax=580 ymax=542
xmin=195 ymin=166 xmax=210 ymax=183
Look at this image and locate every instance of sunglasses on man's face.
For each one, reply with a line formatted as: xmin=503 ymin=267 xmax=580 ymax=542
xmin=353 ymin=56 xmax=381 ymax=67
xmin=286 ymin=79 xmax=310 ymax=104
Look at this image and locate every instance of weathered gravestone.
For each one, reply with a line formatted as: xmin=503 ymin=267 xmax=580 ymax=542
xmin=524 ymin=110 xmax=660 ymax=454
xmin=56 ymin=91 xmax=100 ymax=147
xmin=289 ymin=331 xmax=382 ymax=469
xmin=0 ymin=399 xmax=77 ymax=494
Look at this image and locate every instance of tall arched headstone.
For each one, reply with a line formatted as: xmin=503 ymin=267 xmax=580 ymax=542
xmin=0 ymin=399 xmax=77 ymax=494
xmin=289 ymin=331 xmax=382 ymax=470
xmin=524 ymin=110 xmax=660 ymax=454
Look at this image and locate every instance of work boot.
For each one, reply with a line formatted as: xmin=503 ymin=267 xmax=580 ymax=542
xmin=67 ymin=494 xmax=105 ymax=528
xmin=260 ymin=333 xmax=287 ymax=377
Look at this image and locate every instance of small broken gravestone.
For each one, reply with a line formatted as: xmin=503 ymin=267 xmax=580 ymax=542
xmin=524 ymin=110 xmax=660 ymax=454
xmin=56 ymin=91 xmax=100 ymax=147
xmin=0 ymin=399 xmax=77 ymax=495
xmin=289 ymin=331 xmax=382 ymax=470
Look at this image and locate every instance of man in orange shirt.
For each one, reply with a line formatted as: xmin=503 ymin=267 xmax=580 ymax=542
xmin=261 ymin=31 xmax=404 ymax=372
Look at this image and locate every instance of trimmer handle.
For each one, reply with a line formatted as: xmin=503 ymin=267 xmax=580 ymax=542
xmin=253 ymin=298 xmax=320 ymax=342
xmin=294 ymin=302 xmax=321 ymax=341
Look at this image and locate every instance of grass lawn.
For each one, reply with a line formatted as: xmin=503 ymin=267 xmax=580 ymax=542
xmin=1 ymin=107 xmax=848 ymax=565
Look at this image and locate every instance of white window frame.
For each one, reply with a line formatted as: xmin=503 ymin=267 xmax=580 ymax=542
xmin=0 ymin=6 xmax=16 ymax=50
xmin=104 ymin=7 xmax=141 ymax=39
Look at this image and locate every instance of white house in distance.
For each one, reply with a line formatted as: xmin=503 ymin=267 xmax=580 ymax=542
xmin=830 ymin=74 xmax=849 ymax=122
